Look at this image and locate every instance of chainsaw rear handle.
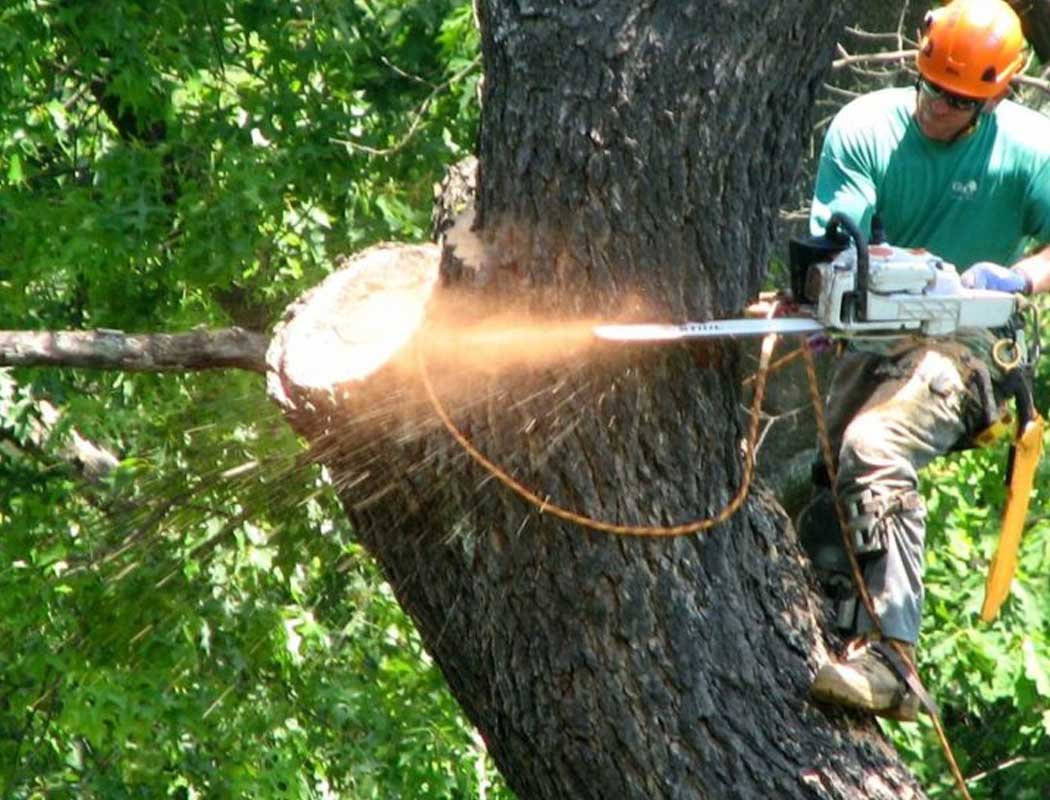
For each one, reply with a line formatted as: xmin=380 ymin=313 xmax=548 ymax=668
xmin=824 ymin=212 xmax=870 ymax=322
xmin=788 ymin=212 xmax=870 ymax=318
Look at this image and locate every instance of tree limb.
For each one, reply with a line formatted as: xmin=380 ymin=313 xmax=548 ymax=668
xmin=0 ymin=328 xmax=269 ymax=373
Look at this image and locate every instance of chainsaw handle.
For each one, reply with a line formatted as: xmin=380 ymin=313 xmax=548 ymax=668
xmin=825 ymin=212 xmax=870 ymax=321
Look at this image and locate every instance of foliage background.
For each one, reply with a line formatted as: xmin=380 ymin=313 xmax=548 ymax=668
xmin=1 ymin=1 xmax=1049 ymax=798
xmin=1 ymin=1 xmax=502 ymax=797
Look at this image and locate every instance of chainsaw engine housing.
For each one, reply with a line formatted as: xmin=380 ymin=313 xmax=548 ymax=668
xmin=797 ymin=243 xmax=1017 ymax=337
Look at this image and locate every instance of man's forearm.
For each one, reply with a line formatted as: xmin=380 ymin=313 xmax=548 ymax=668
xmin=1011 ymin=245 xmax=1050 ymax=294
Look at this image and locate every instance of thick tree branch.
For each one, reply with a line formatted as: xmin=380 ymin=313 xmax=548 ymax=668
xmin=0 ymin=328 xmax=269 ymax=374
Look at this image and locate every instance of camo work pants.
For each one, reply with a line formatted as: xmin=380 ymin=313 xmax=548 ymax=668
xmin=808 ymin=340 xmax=992 ymax=645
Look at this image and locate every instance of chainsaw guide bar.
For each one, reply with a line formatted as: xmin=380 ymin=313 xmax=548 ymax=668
xmin=592 ymin=317 xmax=826 ymax=342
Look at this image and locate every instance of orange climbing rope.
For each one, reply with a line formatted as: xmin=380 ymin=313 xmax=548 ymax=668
xmin=417 ymin=306 xmax=782 ymax=536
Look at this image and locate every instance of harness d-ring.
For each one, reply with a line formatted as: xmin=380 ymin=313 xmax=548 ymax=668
xmin=992 ymin=338 xmax=1023 ymax=371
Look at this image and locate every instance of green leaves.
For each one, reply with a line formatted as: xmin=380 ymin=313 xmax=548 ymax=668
xmin=884 ymin=380 xmax=1050 ymax=798
xmin=0 ymin=1 xmax=500 ymax=797
xmin=0 ymin=0 xmax=483 ymax=332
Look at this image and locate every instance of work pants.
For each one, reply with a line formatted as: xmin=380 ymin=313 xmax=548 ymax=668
xmin=813 ymin=340 xmax=991 ymax=644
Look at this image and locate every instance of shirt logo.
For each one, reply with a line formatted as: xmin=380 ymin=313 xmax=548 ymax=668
xmin=950 ymin=179 xmax=978 ymax=200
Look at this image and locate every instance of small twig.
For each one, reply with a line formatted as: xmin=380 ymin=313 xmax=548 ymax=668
xmin=833 ymin=49 xmax=916 ymax=69
xmin=820 ymin=85 xmax=863 ymax=102
xmin=331 ymin=54 xmax=481 ymax=157
xmin=779 ymin=208 xmax=811 ymax=222
xmin=1016 ymin=73 xmax=1050 ymax=94
xmin=378 ymin=53 xmax=435 ymax=88
xmin=844 ymin=27 xmax=911 ymax=43
xmin=966 ymin=756 xmax=1027 ymax=785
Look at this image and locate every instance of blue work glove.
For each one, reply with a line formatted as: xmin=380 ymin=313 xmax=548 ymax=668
xmin=961 ymin=261 xmax=1031 ymax=294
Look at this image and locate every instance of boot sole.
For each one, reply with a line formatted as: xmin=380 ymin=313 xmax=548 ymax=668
xmin=811 ymin=680 xmax=919 ymax=722
xmin=810 ymin=671 xmax=898 ymax=709
xmin=810 ymin=669 xmax=920 ymax=722
xmin=874 ymin=696 xmax=920 ymax=723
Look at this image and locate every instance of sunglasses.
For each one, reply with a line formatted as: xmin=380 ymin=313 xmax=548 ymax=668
xmin=917 ymin=78 xmax=983 ymax=112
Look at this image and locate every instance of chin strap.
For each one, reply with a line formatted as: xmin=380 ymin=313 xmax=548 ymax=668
xmin=950 ymin=106 xmax=984 ymax=143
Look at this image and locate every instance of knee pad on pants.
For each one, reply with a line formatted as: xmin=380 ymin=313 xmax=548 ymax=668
xmin=845 ymin=488 xmax=925 ymax=558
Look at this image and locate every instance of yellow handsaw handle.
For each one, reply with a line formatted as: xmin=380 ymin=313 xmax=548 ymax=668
xmin=981 ymin=414 xmax=1045 ymax=622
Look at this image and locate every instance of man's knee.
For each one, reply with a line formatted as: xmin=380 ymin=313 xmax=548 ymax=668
xmin=839 ymin=413 xmax=902 ymax=480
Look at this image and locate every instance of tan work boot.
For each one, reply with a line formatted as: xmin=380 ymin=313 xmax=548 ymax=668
xmin=810 ymin=635 xmax=919 ymax=722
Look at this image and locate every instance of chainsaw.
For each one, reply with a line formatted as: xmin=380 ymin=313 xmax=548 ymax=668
xmin=594 ymin=213 xmax=1023 ymax=350
xmin=594 ymin=211 xmax=1043 ymax=623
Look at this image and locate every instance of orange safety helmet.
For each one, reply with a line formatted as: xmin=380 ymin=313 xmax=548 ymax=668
xmin=917 ymin=0 xmax=1027 ymax=98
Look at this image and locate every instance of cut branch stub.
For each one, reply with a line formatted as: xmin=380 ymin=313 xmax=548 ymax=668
xmin=266 ymin=237 xmax=605 ymax=442
xmin=266 ymin=242 xmax=441 ymax=441
xmin=265 ymin=242 xmax=465 ymax=534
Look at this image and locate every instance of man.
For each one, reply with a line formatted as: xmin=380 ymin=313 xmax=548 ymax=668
xmin=802 ymin=0 xmax=1050 ymax=721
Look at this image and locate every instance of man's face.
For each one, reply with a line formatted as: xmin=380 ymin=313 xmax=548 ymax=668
xmin=914 ymin=78 xmax=986 ymax=141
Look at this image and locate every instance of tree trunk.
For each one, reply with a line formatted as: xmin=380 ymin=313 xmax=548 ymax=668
xmin=1009 ymin=0 xmax=1050 ymax=61
xmin=268 ymin=2 xmax=928 ymax=798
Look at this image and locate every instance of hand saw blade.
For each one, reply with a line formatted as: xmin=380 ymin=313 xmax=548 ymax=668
xmin=593 ymin=317 xmax=825 ymax=342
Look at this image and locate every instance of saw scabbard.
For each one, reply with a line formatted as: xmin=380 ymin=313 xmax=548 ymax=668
xmin=981 ymin=365 xmax=1045 ymax=622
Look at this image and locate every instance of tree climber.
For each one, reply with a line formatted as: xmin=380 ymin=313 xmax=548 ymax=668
xmin=801 ymin=0 xmax=1050 ymax=721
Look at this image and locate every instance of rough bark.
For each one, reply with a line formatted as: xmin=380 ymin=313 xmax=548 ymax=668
xmin=269 ymin=2 xmax=929 ymax=798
